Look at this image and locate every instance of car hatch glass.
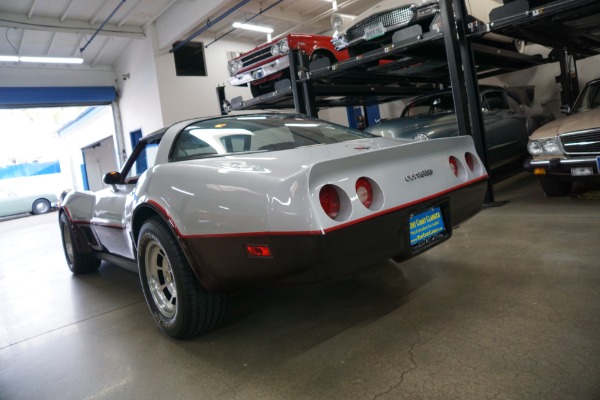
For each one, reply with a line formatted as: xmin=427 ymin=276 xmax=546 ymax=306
xmin=170 ymin=115 xmax=374 ymax=161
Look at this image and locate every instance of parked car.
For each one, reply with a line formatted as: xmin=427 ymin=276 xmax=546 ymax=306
xmin=331 ymin=0 xmax=523 ymax=56
xmin=365 ymin=86 xmax=554 ymax=170
xmin=0 ymin=188 xmax=57 ymax=218
xmin=59 ymin=113 xmax=488 ymax=338
xmin=332 ymin=0 xmax=439 ymax=55
xmin=228 ymin=34 xmax=349 ymax=97
xmin=524 ymin=78 xmax=600 ymax=196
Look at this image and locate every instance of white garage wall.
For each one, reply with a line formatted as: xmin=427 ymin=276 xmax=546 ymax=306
xmin=114 ymin=26 xmax=258 ymax=145
xmin=153 ymin=36 xmax=256 ymax=124
xmin=114 ymin=31 xmax=164 ymax=153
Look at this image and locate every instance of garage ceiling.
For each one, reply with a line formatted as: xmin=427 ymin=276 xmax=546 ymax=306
xmin=0 ymin=0 xmax=378 ymax=70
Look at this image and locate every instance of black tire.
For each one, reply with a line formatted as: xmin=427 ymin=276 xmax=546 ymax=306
xmin=137 ymin=217 xmax=227 ymax=339
xmin=32 ymin=198 xmax=51 ymax=215
xmin=59 ymin=212 xmax=101 ymax=274
xmin=539 ymin=176 xmax=573 ymax=197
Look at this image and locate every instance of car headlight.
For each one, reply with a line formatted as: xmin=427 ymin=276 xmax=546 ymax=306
xmin=271 ymin=44 xmax=280 ymax=56
xmin=413 ymin=133 xmax=429 ymax=141
xmin=527 ymin=140 xmax=543 ymax=156
xmin=228 ymin=59 xmax=242 ymax=75
xmin=542 ymin=138 xmax=562 ymax=154
xmin=279 ymin=38 xmax=289 ymax=54
xmin=528 ymin=138 xmax=563 ymax=156
xmin=332 ymin=15 xmax=344 ymax=31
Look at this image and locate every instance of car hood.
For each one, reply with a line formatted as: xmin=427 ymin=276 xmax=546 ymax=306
xmin=530 ymin=108 xmax=600 ymax=139
xmin=366 ymin=113 xmax=457 ymax=138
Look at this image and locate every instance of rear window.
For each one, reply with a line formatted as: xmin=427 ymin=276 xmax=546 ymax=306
xmin=170 ymin=114 xmax=373 ymax=161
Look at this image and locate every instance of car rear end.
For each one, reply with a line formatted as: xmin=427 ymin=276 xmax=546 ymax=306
xmin=182 ymin=136 xmax=488 ymax=291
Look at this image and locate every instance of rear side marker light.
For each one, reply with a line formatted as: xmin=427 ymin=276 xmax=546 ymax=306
xmin=245 ymin=244 xmax=272 ymax=258
xmin=355 ymin=177 xmax=373 ymax=208
xmin=449 ymin=156 xmax=459 ymax=177
xmin=320 ymin=185 xmax=340 ymax=219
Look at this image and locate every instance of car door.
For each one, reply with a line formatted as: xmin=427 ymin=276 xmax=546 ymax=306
xmin=0 ymin=190 xmax=28 ymax=217
xmin=481 ymin=90 xmax=528 ymax=168
xmin=91 ymin=140 xmax=159 ymax=260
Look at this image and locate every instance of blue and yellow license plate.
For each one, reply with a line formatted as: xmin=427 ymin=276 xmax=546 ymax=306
xmin=409 ymin=206 xmax=446 ymax=249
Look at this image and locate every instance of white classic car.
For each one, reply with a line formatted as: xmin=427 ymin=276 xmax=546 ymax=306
xmin=60 ymin=113 xmax=488 ymax=338
xmin=524 ymin=78 xmax=600 ymax=196
xmin=331 ymin=0 xmax=523 ymax=56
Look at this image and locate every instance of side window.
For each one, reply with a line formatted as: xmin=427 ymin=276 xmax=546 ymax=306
xmin=483 ymin=91 xmax=508 ymax=111
xmin=125 ymin=142 xmax=159 ymax=183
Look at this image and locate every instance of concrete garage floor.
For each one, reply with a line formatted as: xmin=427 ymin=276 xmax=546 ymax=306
xmin=0 ymin=172 xmax=599 ymax=400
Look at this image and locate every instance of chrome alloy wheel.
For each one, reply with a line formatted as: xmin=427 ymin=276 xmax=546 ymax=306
xmin=144 ymin=239 xmax=177 ymax=319
xmin=62 ymin=222 xmax=74 ymax=263
xmin=34 ymin=200 xmax=50 ymax=214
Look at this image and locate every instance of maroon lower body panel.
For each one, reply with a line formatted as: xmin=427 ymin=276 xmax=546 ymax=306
xmin=183 ymin=179 xmax=487 ymax=292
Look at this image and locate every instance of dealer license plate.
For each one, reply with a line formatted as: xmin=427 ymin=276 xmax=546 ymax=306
xmin=409 ymin=206 xmax=446 ymax=250
xmin=364 ymin=22 xmax=385 ymax=41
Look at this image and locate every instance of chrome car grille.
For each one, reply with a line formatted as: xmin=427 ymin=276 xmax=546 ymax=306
xmin=240 ymin=47 xmax=275 ymax=69
xmin=346 ymin=6 xmax=414 ymax=42
xmin=560 ymin=129 xmax=600 ymax=155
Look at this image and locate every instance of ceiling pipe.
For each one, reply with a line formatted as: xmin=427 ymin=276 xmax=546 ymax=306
xmin=80 ymin=0 xmax=127 ymax=53
xmin=205 ymin=0 xmax=287 ymax=48
xmin=170 ymin=0 xmax=254 ymax=53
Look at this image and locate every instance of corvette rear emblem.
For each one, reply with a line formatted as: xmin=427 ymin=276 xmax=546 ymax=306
xmin=405 ymin=169 xmax=433 ymax=182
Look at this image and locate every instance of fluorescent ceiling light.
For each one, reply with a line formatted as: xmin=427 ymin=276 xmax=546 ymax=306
xmin=19 ymin=56 xmax=84 ymax=64
xmin=0 ymin=55 xmax=84 ymax=64
xmin=0 ymin=55 xmax=19 ymax=62
xmin=232 ymin=22 xmax=273 ymax=33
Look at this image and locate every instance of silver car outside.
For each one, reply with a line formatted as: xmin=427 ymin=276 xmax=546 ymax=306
xmin=0 ymin=188 xmax=58 ymax=218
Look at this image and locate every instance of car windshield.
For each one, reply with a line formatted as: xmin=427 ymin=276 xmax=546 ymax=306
xmin=572 ymin=80 xmax=600 ymax=114
xmin=402 ymin=93 xmax=455 ymax=117
xmin=170 ymin=114 xmax=374 ymax=161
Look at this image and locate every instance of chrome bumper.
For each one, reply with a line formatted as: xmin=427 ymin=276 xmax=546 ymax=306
xmin=228 ymin=56 xmax=290 ymax=86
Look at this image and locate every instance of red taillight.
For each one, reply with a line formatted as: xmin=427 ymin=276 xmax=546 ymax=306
xmin=465 ymin=152 xmax=475 ymax=172
xmin=355 ymin=177 xmax=373 ymax=208
xmin=245 ymin=244 xmax=272 ymax=258
xmin=319 ymin=185 xmax=340 ymax=219
xmin=449 ymin=156 xmax=459 ymax=177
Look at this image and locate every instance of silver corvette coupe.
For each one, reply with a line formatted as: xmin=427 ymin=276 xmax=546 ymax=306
xmin=59 ymin=113 xmax=488 ymax=338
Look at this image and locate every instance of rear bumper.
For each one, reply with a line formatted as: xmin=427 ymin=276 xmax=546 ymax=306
xmin=182 ymin=178 xmax=487 ymax=292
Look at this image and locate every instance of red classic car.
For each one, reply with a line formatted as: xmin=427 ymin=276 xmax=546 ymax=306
xmin=227 ymin=34 xmax=349 ymax=97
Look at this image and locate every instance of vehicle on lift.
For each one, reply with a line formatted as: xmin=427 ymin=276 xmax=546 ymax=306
xmin=227 ymin=34 xmax=349 ymax=98
xmin=524 ymin=77 xmax=600 ymax=196
xmin=59 ymin=113 xmax=489 ymax=339
xmin=0 ymin=188 xmax=57 ymax=218
xmin=331 ymin=0 xmax=524 ymax=56
xmin=331 ymin=0 xmax=440 ymax=56
xmin=365 ymin=86 xmax=554 ymax=170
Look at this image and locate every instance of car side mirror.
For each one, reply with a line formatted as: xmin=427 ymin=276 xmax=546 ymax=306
xmin=103 ymin=171 xmax=122 ymax=192
xmin=560 ymin=105 xmax=571 ymax=115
